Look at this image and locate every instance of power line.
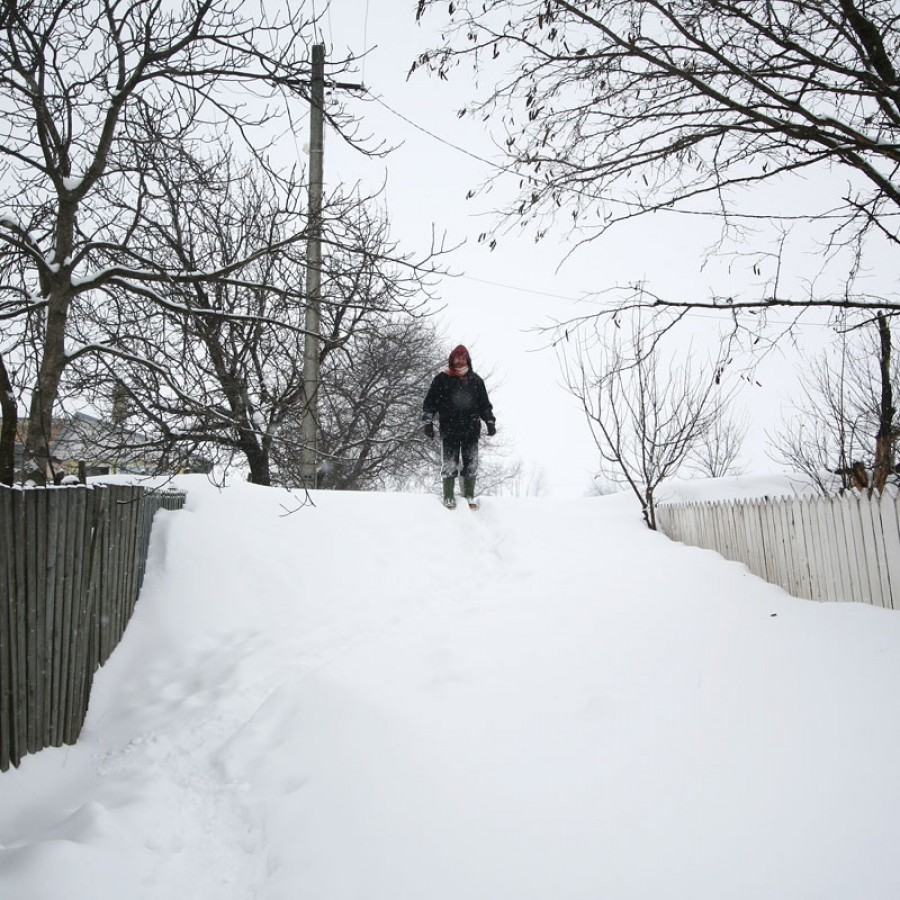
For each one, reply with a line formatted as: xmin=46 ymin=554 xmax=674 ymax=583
xmin=367 ymin=91 xmax=892 ymax=223
xmin=367 ymin=91 xmax=521 ymax=177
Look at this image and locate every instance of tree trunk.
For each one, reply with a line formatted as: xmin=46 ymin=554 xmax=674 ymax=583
xmin=0 ymin=351 xmax=16 ymax=485
xmin=23 ymin=199 xmax=77 ymax=484
xmin=23 ymin=288 xmax=70 ymax=484
xmin=241 ymin=431 xmax=271 ymax=486
xmin=870 ymin=312 xmax=895 ymax=495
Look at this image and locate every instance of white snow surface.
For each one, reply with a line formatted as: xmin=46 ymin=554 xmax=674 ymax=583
xmin=2 ymin=475 xmax=900 ymax=899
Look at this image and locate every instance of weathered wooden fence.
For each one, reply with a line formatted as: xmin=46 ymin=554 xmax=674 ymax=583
xmin=0 ymin=484 xmax=185 ymax=772
xmin=656 ymin=492 xmax=900 ymax=610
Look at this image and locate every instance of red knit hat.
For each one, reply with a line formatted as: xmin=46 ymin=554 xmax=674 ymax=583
xmin=449 ymin=345 xmax=471 ymax=367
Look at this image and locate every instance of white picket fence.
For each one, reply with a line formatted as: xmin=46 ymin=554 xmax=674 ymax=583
xmin=655 ymin=492 xmax=900 ymax=610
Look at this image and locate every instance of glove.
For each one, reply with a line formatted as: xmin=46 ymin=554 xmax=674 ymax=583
xmin=486 ymin=421 xmax=496 ymax=436
xmin=423 ymin=422 xmax=435 ymax=439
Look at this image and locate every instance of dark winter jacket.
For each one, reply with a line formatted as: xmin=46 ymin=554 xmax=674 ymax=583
xmin=422 ymin=370 xmax=495 ymax=439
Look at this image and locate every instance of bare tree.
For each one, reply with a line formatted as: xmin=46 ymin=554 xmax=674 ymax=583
xmin=687 ymin=408 xmax=748 ymax=479
xmin=413 ymin=1 xmax=900 ymax=319
xmin=277 ymin=316 xmax=443 ymax=491
xmin=0 ymin=0 xmax=368 ymax=481
xmin=62 ymin=142 xmax=444 ymax=486
xmin=563 ymin=322 xmax=734 ymax=528
xmin=770 ymin=313 xmax=900 ymax=494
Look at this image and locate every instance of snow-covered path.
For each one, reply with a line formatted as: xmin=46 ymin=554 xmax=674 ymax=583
xmin=2 ymin=479 xmax=900 ymax=899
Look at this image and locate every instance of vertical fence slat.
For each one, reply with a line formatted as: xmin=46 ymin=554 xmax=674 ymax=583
xmin=814 ymin=498 xmax=840 ymax=602
xmin=878 ymin=492 xmax=900 ymax=610
xmin=829 ymin=497 xmax=850 ymax=602
xmin=11 ymin=488 xmax=27 ymax=767
xmin=24 ymin=488 xmax=42 ymax=753
xmin=55 ymin=486 xmax=80 ymax=746
xmin=0 ymin=487 xmax=14 ymax=772
xmin=763 ymin=500 xmax=786 ymax=591
xmin=74 ymin=486 xmax=107 ymax=742
xmin=841 ymin=496 xmax=866 ymax=603
xmin=860 ymin=499 xmax=891 ymax=609
xmin=42 ymin=488 xmax=61 ymax=751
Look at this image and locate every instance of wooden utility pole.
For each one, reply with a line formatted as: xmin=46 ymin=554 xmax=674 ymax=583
xmin=300 ymin=43 xmax=326 ymax=488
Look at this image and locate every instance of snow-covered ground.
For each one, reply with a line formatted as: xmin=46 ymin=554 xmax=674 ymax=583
xmin=2 ymin=476 xmax=899 ymax=899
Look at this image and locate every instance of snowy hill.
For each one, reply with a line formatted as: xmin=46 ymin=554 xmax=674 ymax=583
xmin=1 ymin=478 xmax=900 ymax=899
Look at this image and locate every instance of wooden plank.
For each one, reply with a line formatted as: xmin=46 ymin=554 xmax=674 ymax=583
xmin=837 ymin=495 xmax=866 ymax=605
xmin=691 ymin=503 xmax=704 ymax=548
xmin=113 ymin=486 xmax=131 ymax=648
xmin=0 ymin=487 xmax=14 ymax=771
xmin=122 ymin=487 xmax=140 ymax=624
xmin=100 ymin=486 xmax=118 ymax=663
xmin=65 ymin=486 xmax=102 ymax=745
xmin=878 ymin=492 xmax=900 ymax=610
xmin=719 ymin=501 xmax=737 ymax=564
xmin=693 ymin=503 xmax=705 ymax=550
xmin=53 ymin=487 xmax=77 ymax=746
xmin=833 ymin=495 xmax=853 ymax=601
xmin=788 ymin=498 xmax=812 ymax=600
xmin=112 ymin=486 xmax=130 ymax=646
xmin=774 ymin=499 xmax=797 ymax=599
xmin=728 ymin=501 xmax=745 ymax=565
xmin=811 ymin=497 xmax=832 ymax=600
xmin=828 ymin=497 xmax=849 ymax=602
xmin=110 ymin=486 xmax=130 ymax=652
xmin=744 ymin=501 xmax=762 ymax=581
xmin=124 ymin=487 xmax=143 ymax=627
xmin=10 ymin=487 xmax=27 ymax=766
xmin=759 ymin=499 xmax=778 ymax=589
xmin=834 ymin=497 xmax=861 ymax=603
xmin=42 ymin=488 xmax=61 ymax=750
xmin=703 ymin=502 xmax=715 ymax=550
xmin=804 ymin=497 xmax=824 ymax=600
xmin=136 ymin=491 xmax=154 ymax=587
xmin=859 ymin=497 xmax=885 ymax=607
xmin=727 ymin=501 xmax=745 ymax=567
xmin=63 ymin=486 xmax=89 ymax=744
xmin=735 ymin=502 xmax=752 ymax=570
xmin=763 ymin=500 xmax=788 ymax=592
xmin=810 ymin=497 xmax=832 ymax=601
xmin=851 ymin=493 xmax=883 ymax=608
xmin=58 ymin=488 xmax=78 ymax=744
xmin=117 ymin=487 xmax=135 ymax=641
xmin=754 ymin=499 xmax=774 ymax=586
xmin=24 ymin=488 xmax=42 ymax=753
xmin=690 ymin=503 xmax=703 ymax=548
xmin=97 ymin=485 xmax=115 ymax=667
xmin=747 ymin=501 xmax=768 ymax=581
xmin=813 ymin=498 xmax=839 ymax=602
xmin=864 ymin=493 xmax=892 ymax=609
xmin=700 ymin=502 xmax=716 ymax=554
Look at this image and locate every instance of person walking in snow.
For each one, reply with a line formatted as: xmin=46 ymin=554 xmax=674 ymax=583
xmin=422 ymin=344 xmax=496 ymax=509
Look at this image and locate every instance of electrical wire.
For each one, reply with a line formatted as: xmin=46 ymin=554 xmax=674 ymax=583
xmin=368 ymin=91 xmax=893 ymax=224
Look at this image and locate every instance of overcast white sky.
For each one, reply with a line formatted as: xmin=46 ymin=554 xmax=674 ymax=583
xmin=292 ymin=3 xmax=882 ymax=496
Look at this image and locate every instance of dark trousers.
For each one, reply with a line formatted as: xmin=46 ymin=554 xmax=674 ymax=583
xmin=440 ymin=431 xmax=480 ymax=479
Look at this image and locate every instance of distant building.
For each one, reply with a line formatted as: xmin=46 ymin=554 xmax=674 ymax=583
xmin=3 ymin=412 xmax=212 ymax=482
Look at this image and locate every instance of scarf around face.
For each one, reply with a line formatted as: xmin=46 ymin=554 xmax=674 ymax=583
xmin=443 ymin=363 xmax=470 ymax=377
xmin=443 ymin=344 xmax=472 ymax=377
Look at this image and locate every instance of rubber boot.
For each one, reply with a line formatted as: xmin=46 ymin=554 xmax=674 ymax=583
xmin=442 ymin=477 xmax=457 ymax=509
xmin=462 ymin=477 xmax=477 ymax=508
